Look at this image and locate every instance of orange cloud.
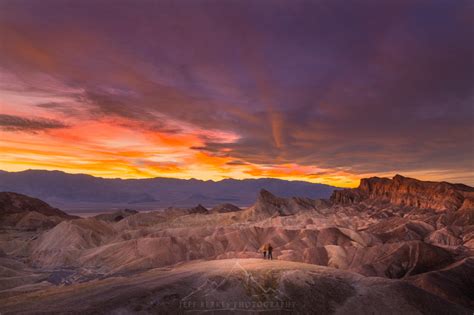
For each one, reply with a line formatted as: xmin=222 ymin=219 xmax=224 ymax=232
xmin=0 ymin=115 xmax=361 ymax=187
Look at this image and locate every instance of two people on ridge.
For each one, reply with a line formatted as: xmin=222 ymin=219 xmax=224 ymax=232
xmin=259 ymin=243 xmax=273 ymax=260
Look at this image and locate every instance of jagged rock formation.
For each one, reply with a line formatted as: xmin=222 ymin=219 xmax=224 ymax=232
xmin=331 ymin=175 xmax=474 ymax=211
xmin=246 ymin=189 xmax=330 ymax=219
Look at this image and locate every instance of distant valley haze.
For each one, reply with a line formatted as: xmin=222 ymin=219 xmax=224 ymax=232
xmin=0 ymin=169 xmax=336 ymax=212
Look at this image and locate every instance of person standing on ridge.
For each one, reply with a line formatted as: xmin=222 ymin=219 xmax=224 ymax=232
xmin=267 ymin=243 xmax=273 ymax=260
xmin=259 ymin=244 xmax=268 ymax=259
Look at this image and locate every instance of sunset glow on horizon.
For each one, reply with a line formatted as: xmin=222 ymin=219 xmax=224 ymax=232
xmin=1 ymin=0 xmax=473 ymax=188
xmin=0 ymin=114 xmax=361 ymax=187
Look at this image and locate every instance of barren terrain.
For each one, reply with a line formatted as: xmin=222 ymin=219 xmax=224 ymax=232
xmin=0 ymin=175 xmax=473 ymax=314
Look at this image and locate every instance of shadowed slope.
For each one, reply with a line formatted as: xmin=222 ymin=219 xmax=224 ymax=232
xmin=0 ymin=192 xmax=78 ymax=230
xmin=0 ymin=259 xmax=469 ymax=315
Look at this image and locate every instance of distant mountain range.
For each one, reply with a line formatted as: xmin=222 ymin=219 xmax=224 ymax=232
xmin=0 ymin=170 xmax=337 ymax=211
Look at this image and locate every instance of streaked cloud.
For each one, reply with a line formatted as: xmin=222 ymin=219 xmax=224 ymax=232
xmin=0 ymin=0 xmax=472 ymax=187
xmin=0 ymin=114 xmax=68 ymax=132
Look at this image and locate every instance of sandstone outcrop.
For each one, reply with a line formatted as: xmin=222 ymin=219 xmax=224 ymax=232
xmin=331 ymin=174 xmax=474 ymax=212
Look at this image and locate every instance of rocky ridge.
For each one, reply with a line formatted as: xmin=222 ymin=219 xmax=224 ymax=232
xmin=331 ymin=174 xmax=474 ymax=212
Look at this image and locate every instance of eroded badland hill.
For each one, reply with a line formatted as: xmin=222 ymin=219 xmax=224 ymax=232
xmin=0 ymin=175 xmax=473 ymax=314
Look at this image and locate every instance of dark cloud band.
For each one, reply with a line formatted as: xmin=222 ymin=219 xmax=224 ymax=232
xmin=0 ymin=114 xmax=68 ymax=132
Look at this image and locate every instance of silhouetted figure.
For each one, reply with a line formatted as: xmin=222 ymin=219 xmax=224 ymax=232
xmin=259 ymin=244 xmax=268 ymax=259
xmin=267 ymin=243 xmax=273 ymax=260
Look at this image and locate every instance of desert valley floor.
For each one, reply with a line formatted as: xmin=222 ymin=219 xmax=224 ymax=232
xmin=0 ymin=175 xmax=473 ymax=314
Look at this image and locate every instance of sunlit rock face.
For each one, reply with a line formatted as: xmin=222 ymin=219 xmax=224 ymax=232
xmin=0 ymin=175 xmax=473 ymax=313
xmin=331 ymin=174 xmax=473 ymax=212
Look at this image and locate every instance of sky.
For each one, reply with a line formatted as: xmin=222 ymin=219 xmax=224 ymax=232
xmin=0 ymin=0 xmax=473 ymax=188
